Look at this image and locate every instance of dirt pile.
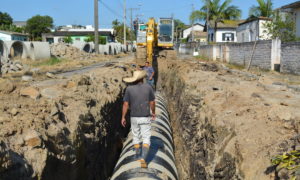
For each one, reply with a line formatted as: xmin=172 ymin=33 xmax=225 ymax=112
xmin=50 ymin=43 xmax=97 ymax=60
xmin=1 ymin=57 xmax=25 ymax=74
xmin=0 ymin=64 xmax=133 ymax=179
xmin=157 ymin=58 xmax=300 ymax=179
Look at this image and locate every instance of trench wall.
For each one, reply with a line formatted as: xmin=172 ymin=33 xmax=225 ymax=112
xmin=157 ymin=59 xmax=243 ymax=180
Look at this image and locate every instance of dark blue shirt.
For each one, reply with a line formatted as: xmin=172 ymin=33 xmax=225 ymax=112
xmin=123 ymin=83 xmax=155 ymax=117
xmin=143 ymin=66 xmax=154 ymax=79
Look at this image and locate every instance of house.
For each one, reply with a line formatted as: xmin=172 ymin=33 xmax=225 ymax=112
xmin=13 ymin=21 xmax=27 ymax=28
xmin=237 ymin=17 xmax=272 ymax=42
xmin=208 ymin=20 xmax=244 ymax=42
xmin=42 ymin=30 xmax=115 ymax=44
xmin=182 ymin=23 xmax=205 ymax=39
xmin=187 ymin=31 xmax=207 ymax=42
xmin=0 ymin=30 xmax=29 ymax=41
xmin=280 ymin=1 xmax=300 ymax=37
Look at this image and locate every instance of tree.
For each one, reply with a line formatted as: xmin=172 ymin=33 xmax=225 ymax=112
xmin=264 ymin=11 xmax=296 ymax=42
xmin=0 ymin=12 xmax=13 ymax=26
xmin=84 ymin=35 xmax=107 ymax=44
xmin=112 ymin=19 xmax=132 ymax=43
xmin=190 ymin=0 xmax=241 ymax=42
xmin=174 ymin=19 xmax=186 ymax=41
xmin=26 ymin=15 xmax=53 ymax=40
xmin=249 ymin=0 xmax=273 ymax=18
xmin=63 ymin=36 xmax=73 ymax=44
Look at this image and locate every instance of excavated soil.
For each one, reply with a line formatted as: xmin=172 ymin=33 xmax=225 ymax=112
xmin=0 ymin=63 xmax=134 ymax=180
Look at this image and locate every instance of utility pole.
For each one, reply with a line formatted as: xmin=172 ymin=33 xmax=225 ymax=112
xmin=123 ymin=0 xmax=126 ymax=46
xmin=129 ymin=8 xmax=139 ymax=31
xmin=94 ymin=0 xmax=99 ymax=54
xmin=191 ymin=4 xmax=194 ymax=42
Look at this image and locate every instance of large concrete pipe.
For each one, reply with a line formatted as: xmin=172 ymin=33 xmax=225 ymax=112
xmin=72 ymin=41 xmax=91 ymax=53
xmin=26 ymin=42 xmax=51 ymax=60
xmin=0 ymin=40 xmax=8 ymax=59
xmin=99 ymin=44 xmax=106 ymax=55
xmin=4 ymin=41 xmax=28 ymax=59
xmin=109 ymin=43 xmax=118 ymax=55
xmin=111 ymin=93 xmax=178 ymax=180
xmin=89 ymin=42 xmax=95 ymax=53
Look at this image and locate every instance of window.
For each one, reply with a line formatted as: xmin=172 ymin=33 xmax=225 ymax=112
xmin=222 ymin=33 xmax=234 ymax=41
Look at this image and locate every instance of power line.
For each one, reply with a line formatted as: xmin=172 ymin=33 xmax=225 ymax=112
xmin=99 ymin=0 xmax=123 ymax=19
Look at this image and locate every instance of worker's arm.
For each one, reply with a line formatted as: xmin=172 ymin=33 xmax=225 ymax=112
xmin=149 ymin=71 xmax=155 ymax=80
xmin=150 ymin=101 xmax=156 ymax=120
xmin=121 ymin=101 xmax=129 ymax=127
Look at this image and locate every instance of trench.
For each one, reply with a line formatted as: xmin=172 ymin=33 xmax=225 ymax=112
xmin=107 ymin=55 xmax=243 ymax=179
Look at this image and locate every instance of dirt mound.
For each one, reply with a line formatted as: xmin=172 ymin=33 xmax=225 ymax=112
xmin=50 ymin=43 xmax=98 ymax=60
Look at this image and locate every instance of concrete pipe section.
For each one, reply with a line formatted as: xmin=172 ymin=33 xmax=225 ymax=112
xmin=0 ymin=40 xmax=8 ymax=58
xmin=111 ymin=93 xmax=178 ymax=180
xmin=25 ymin=42 xmax=51 ymax=60
xmin=72 ymin=41 xmax=92 ymax=53
xmin=4 ymin=41 xmax=28 ymax=59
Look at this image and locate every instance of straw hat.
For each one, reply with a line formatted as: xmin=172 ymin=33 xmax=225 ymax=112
xmin=123 ymin=70 xmax=147 ymax=83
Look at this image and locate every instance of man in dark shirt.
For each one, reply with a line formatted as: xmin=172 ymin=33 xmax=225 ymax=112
xmin=122 ymin=70 xmax=156 ymax=168
xmin=143 ymin=62 xmax=155 ymax=88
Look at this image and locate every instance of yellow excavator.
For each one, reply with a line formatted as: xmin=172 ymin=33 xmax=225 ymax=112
xmin=135 ymin=17 xmax=175 ymax=66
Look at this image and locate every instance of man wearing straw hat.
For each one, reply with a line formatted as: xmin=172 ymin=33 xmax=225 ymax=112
xmin=121 ymin=70 xmax=156 ymax=168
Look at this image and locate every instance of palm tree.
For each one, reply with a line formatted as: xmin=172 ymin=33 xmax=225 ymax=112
xmin=249 ymin=0 xmax=273 ymax=18
xmin=190 ymin=0 xmax=241 ymax=42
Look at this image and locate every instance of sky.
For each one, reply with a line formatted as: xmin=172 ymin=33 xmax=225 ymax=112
xmin=0 ymin=0 xmax=297 ymax=28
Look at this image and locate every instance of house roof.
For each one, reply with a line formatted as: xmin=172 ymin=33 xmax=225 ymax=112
xmin=281 ymin=1 xmax=300 ymax=9
xmin=184 ymin=23 xmax=205 ymax=30
xmin=209 ymin=20 xmax=245 ymax=29
xmin=238 ymin=16 xmax=272 ymax=26
xmin=0 ymin=30 xmax=29 ymax=36
xmin=43 ymin=31 xmax=114 ymax=37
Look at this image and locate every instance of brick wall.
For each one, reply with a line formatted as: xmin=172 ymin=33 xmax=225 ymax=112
xmin=281 ymin=42 xmax=300 ymax=75
xmin=228 ymin=40 xmax=272 ymax=69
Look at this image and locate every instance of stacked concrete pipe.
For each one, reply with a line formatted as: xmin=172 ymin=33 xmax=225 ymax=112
xmin=111 ymin=93 xmax=178 ymax=180
xmin=4 ymin=41 xmax=28 ymax=59
xmin=72 ymin=41 xmax=92 ymax=53
xmin=24 ymin=42 xmax=51 ymax=60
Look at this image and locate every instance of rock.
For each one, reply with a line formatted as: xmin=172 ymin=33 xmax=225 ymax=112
xmin=10 ymin=108 xmax=18 ymax=116
xmin=46 ymin=72 xmax=55 ymax=78
xmin=30 ymin=68 xmax=40 ymax=73
xmin=22 ymin=75 xmax=33 ymax=82
xmin=20 ymin=87 xmax=41 ymax=100
xmin=15 ymin=64 xmax=23 ymax=70
xmin=0 ymin=79 xmax=15 ymax=94
xmin=24 ymin=130 xmax=42 ymax=148
xmin=65 ymin=81 xmax=76 ymax=89
xmin=41 ymin=88 xmax=62 ymax=99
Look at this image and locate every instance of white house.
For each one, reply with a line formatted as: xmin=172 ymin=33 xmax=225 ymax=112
xmin=0 ymin=30 xmax=28 ymax=41
xmin=183 ymin=23 xmax=204 ymax=39
xmin=208 ymin=20 xmax=244 ymax=42
xmin=237 ymin=17 xmax=272 ymax=42
xmin=280 ymin=1 xmax=300 ymax=38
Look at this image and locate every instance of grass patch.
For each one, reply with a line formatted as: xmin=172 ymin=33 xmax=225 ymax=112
xmin=195 ymin=55 xmax=210 ymax=61
xmin=32 ymin=57 xmax=65 ymax=67
xmin=226 ymin=63 xmax=245 ymax=70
